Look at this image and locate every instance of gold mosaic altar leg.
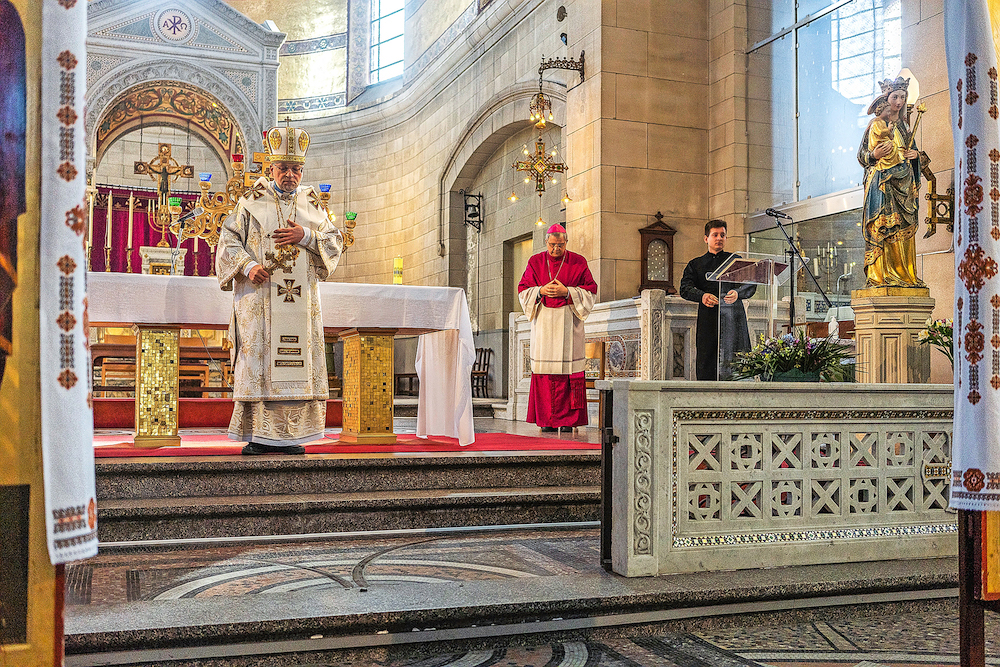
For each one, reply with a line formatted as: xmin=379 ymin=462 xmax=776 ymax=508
xmin=132 ymin=324 xmax=181 ymax=448
xmin=339 ymin=328 xmax=397 ymax=445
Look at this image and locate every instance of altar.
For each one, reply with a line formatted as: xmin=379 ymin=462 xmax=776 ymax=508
xmin=87 ymin=273 xmax=476 ymax=446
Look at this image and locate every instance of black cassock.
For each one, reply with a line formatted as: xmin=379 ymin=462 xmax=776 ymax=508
xmin=679 ymin=251 xmax=756 ymax=380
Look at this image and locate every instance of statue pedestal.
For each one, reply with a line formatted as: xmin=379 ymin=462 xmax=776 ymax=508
xmin=139 ymin=246 xmax=186 ymax=275
xmin=851 ymin=287 xmax=935 ymax=383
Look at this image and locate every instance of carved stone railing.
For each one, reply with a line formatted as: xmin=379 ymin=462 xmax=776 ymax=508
xmin=498 ymin=290 xmax=788 ymax=422
xmin=606 ymin=380 xmax=956 ymax=577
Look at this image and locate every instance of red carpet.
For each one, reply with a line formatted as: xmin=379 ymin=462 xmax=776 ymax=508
xmin=94 ymin=398 xmax=343 ymax=429
xmin=93 ymin=432 xmax=599 ymax=457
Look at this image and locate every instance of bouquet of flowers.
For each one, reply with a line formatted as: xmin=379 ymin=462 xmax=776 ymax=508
xmin=917 ymin=318 xmax=953 ymax=368
xmin=731 ymin=330 xmax=854 ymax=382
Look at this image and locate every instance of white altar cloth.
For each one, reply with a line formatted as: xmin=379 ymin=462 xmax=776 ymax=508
xmin=88 ymin=273 xmax=476 ymax=445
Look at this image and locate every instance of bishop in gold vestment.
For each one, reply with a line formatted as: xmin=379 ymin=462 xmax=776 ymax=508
xmin=216 ymin=126 xmax=343 ymax=454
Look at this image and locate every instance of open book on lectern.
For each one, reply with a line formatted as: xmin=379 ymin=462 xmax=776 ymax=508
xmin=706 ymin=253 xmax=793 ymax=286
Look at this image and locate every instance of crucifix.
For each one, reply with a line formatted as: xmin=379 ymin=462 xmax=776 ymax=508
xmin=134 ymin=143 xmax=195 ymax=207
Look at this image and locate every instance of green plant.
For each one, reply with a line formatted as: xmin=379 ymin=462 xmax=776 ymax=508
xmin=731 ymin=330 xmax=854 ymax=382
xmin=917 ymin=318 xmax=953 ymax=368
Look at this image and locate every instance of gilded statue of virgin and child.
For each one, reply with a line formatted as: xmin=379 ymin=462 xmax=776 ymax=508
xmin=857 ymin=76 xmax=926 ymax=288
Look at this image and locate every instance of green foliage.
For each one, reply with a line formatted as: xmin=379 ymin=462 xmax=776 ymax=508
xmin=731 ymin=330 xmax=854 ymax=382
xmin=917 ymin=318 xmax=953 ymax=368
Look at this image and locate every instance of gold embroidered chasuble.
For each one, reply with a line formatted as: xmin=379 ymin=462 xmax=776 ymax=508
xmin=217 ymin=177 xmax=343 ymax=445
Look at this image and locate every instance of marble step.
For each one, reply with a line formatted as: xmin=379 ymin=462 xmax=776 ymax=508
xmin=95 ymin=486 xmax=600 ymax=541
xmin=96 ymin=453 xmax=601 ymax=500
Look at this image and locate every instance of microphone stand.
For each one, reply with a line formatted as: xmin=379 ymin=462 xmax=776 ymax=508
xmin=767 ymin=211 xmax=833 ymax=332
xmin=171 ymin=220 xmax=186 ymax=276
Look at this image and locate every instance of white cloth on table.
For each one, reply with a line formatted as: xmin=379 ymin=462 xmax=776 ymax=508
xmin=87 ymin=274 xmax=477 ymax=446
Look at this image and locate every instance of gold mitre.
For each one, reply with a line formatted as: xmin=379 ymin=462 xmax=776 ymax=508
xmin=264 ymin=125 xmax=310 ymax=164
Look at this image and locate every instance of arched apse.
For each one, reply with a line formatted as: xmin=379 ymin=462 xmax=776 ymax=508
xmin=86 ymin=60 xmax=261 ymax=170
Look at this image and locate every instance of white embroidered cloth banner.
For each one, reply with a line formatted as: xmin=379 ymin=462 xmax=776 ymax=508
xmin=40 ymin=0 xmax=97 ymax=562
xmin=946 ymin=0 xmax=1000 ymax=511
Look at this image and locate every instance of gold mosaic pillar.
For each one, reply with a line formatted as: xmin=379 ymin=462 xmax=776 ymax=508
xmin=132 ymin=324 xmax=181 ymax=447
xmin=339 ymin=327 xmax=397 ymax=444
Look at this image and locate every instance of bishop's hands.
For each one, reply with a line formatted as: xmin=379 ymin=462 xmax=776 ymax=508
xmin=248 ymin=265 xmax=270 ymax=286
xmin=540 ymin=279 xmax=568 ymax=298
xmin=272 ymin=220 xmax=305 ymax=247
xmin=702 ymin=290 xmax=738 ymax=307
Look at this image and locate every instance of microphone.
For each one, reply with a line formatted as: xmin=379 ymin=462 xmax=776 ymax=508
xmin=765 ymin=208 xmax=792 ymax=220
xmin=177 ymin=206 xmax=204 ymax=225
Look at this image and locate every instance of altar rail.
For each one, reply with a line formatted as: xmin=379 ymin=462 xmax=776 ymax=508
xmin=605 ymin=380 xmax=956 ymax=577
xmin=500 ymin=290 xmax=790 ymax=423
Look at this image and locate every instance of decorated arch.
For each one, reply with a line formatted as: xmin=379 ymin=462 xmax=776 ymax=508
xmin=94 ymin=80 xmax=246 ymax=171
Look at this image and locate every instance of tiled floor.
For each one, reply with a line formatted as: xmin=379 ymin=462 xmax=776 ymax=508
xmin=73 ymin=419 xmax=996 ymax=667
xmin=67 ymin=527 xmax=998 ymax=666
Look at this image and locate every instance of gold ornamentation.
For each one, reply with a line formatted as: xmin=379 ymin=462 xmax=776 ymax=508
xmin=268 ymin=128 xmax=282 ymax=153
xmin=264 ymin=244 xmax=299 ymax=274
xmin=133 ymin=325 xmax=181 ymax=447
xmin=96 ymin=81 xmax=239 ymax=158
xmin=298 ymin=132 xmax=309 ymax=152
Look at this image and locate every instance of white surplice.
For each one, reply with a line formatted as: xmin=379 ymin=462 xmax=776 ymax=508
xmin=517 ymin=285 xmax=596 ymax=375
xmin=216 ymin=177 xmax=343 ymax=446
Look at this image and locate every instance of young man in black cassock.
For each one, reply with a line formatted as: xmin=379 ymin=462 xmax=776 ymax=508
xmin=679 ymin=219 xmax=756 ymax=380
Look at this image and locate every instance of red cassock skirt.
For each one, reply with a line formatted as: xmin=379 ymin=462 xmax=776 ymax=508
xmin=526 ymin=371 xmax=589 ymax=427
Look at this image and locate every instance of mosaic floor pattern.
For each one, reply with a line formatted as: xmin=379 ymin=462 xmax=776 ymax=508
xmin=67 ymin=530 xmax=998 ymax=666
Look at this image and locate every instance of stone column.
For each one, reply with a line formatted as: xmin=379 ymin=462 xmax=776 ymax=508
xmin=639 ymin=289 xmax=667 ymax=380
xmin=851 ymin=287 xmax=935 ymax=383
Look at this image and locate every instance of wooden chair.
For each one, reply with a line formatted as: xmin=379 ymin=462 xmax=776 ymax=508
xmin=394 ymin=373 xmax=418 ymax=396
xmin=471 ymin=347 xmax=492 ymax=398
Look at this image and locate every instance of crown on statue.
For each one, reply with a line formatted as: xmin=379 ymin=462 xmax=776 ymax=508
xmin=878 ymin=76 xmax=910 ymax=95
xmin=264 ymin=125 xmax=310 ymax=164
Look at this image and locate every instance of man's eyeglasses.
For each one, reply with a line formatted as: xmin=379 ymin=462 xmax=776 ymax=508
xmin=273 ymin=164 xmax=303 ymax=175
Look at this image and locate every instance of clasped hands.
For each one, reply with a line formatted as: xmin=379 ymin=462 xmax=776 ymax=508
xmin=540 ymin=279 xmax=568 ymax=298
xmin=702 ymin=290 xmax=738 ymax=307
xmin=247 ymin=221 xmax=305 ymax=286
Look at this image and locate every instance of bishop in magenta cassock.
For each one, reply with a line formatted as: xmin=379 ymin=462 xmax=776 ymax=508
xmin=517 ymin=225 xmax=598 ymax=432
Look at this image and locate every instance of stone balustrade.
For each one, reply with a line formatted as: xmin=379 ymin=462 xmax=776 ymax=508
xmin=499 ymin=290 xmax=790 ymax=423
xmin=604 ymin=380 xmax=956 ymax=577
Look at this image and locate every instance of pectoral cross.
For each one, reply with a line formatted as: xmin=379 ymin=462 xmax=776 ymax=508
xmin=277 ymin=279 xmax=301 ymax=303
xmin=134 ymin=143 xmax=194 ymax=207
